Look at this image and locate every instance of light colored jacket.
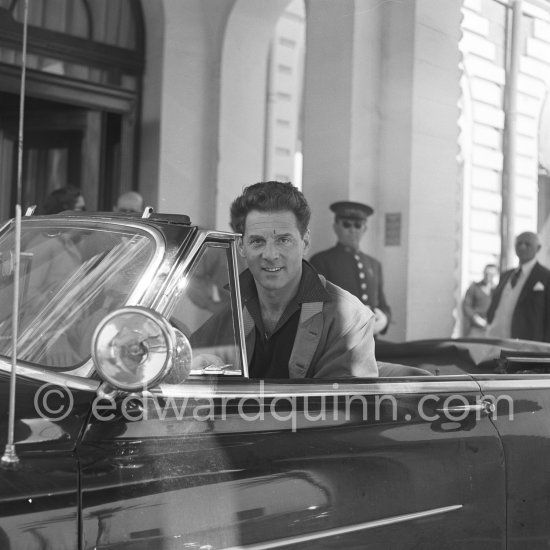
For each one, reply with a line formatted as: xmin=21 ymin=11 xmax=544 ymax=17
xmin=241 ymin=277 xmax=378 ymax=378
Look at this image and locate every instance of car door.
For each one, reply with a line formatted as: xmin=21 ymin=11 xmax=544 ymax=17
xmin=476 ymin=371 xmax=550 ymax=550
xmin=78 ymin=374 xmax=505 ymax=550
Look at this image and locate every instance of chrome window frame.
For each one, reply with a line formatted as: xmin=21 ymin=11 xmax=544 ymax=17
xmin=158 ymin=229 xmax=249 ymax=378
xmin=154 ymin=375 xmax=484 ymax=399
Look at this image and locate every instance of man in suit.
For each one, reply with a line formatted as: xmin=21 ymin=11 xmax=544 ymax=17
xmin=309 ymin=201 xmax=391 ymax=336
xmin=487 ymin=231 xmax=550 ymax=342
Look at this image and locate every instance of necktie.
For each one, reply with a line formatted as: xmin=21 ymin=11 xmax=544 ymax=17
xmin=510 ymin=267 xmax=522 ymax=288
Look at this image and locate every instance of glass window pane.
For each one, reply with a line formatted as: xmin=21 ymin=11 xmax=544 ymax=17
xmin=169 ymin=245 xmax=242 ymax=375
xmin=0 ymin=222 xmax=156 ymax=369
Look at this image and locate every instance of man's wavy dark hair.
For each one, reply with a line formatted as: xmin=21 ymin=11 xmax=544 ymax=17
xmin=230 ymin=181 xmax=311 ymax=236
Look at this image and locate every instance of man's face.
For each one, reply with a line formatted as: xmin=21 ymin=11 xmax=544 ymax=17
xmin=333 ymin=218 xmax=366 ymax=250
xmin=515 ymin=232 xmax=540 ymax=264
xmin=239 ymin=210 xmax=310 ymax=294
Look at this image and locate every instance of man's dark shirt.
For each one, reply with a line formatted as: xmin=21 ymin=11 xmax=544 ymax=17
xmin=240 ymin=261 xmax=329 ymax=378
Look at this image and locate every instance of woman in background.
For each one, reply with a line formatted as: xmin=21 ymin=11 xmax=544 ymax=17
xmin=462 ymin=263 xmax=499 ymax=337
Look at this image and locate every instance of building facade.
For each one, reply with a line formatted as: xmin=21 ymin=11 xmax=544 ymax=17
xmin=1 ymin=0 xmax=549 ymax=342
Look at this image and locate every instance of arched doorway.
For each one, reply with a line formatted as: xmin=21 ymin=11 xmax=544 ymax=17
xmin=216 ymin=0 xmax=305 ymax=229
xmin=0 ymin=0 xmax=144 ymax=218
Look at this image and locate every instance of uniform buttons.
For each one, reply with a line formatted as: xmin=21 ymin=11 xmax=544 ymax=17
xmin=357 ymin=262 xmax=363 ymax=269
xmin=359 ymin=272 xmax=365 ymax=279
xmin=361 ymin=294 xmax=368 ymax=302
xmin=354 ymin=254 xmax=360 ymax=261
xmin=361 ymin=283 xmax=367 ymax=290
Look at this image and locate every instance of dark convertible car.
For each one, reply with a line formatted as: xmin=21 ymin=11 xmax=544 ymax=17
xmin=2 ymin=211 xmax=550 ymax=549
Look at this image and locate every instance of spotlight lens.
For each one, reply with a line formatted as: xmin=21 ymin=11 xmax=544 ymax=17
xmin=92 ymin=307 xmax=191 ymax=391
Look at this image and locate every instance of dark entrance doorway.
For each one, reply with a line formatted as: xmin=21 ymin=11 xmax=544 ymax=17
xmin=0 ymin=92 xmax=123 ymax=219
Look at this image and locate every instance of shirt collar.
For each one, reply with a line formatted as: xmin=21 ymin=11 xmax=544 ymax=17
xmin=239 ymin=260 xmax=330 ymax=305
xmin=518 ymin=257 xmax=537 ymax=277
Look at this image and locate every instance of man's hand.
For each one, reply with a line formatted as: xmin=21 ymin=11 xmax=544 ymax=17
xmin=373 ymin=307 xmax=388 ymax=334
xmin=191 ymin=353 xmax=227 ymax=372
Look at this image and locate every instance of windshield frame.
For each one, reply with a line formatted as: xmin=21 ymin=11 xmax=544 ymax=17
xmin=0 ymin=216 xmax=167 ymax=378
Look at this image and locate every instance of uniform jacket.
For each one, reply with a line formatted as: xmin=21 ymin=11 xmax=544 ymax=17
xmin=486 ymin=262 xmax=550 ymax=342
xmin=309 ymin=244 xmax=391 ymax=333
xmin=191 ymin=269 xmax=378 ymax=378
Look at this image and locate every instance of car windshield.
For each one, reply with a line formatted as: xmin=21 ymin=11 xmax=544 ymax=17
xmin=0 ymin=221 xmax=157 ymax=370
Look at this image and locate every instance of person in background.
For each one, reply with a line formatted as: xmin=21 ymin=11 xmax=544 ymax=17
xmin=42 ymin=186 xmax=85 ymax=214
xmin=114 ymin=191 xmax=144 ymax=213
xmin=487 ymin=232 xmax=550 ymax=342
xmin=462 ymin=263 xmax=498 ymax=337
xmin=309 ymin=201 xmax=391 ymax=336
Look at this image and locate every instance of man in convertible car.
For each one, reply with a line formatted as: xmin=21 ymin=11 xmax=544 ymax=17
xmin=191 ymin=181 xmax=378 ymax=378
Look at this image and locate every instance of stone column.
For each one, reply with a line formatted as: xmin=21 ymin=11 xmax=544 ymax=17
xmin=140 ymin=0 xmax=235 ymax=227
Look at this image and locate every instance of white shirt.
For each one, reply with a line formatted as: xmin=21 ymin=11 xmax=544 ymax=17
xmin=516 ymin=257 xmax=537 ymax=287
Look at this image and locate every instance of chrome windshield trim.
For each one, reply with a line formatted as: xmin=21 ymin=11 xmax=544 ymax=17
xmin=222 ymin=505 xmax=463 ymax=550
xmin=0 ymin=357 xmax=100 ymax=391
xmin=1 ymin=217 xmax=167 ymax=378
xmin=65 ymin=360 xmax=96 ymax=378
xmin=156 ymin=229 xmax=238 ymax=309
xmin=157 ymin=377 xmax=480 ymax=399
xmin=230 ymin=237 xmax=249 ymax=378
xmin=201 ymin=229 xmax=240 ymax=241
xmin=499 ymin=356 xmax=550 ymax=363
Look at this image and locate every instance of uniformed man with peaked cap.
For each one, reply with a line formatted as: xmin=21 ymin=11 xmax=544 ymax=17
xmin=309 ymin=200 xmax=391 ymax=335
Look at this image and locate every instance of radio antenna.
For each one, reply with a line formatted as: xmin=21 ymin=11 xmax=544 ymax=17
xmin=2 ymin=0 xmax=29 ymax=469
